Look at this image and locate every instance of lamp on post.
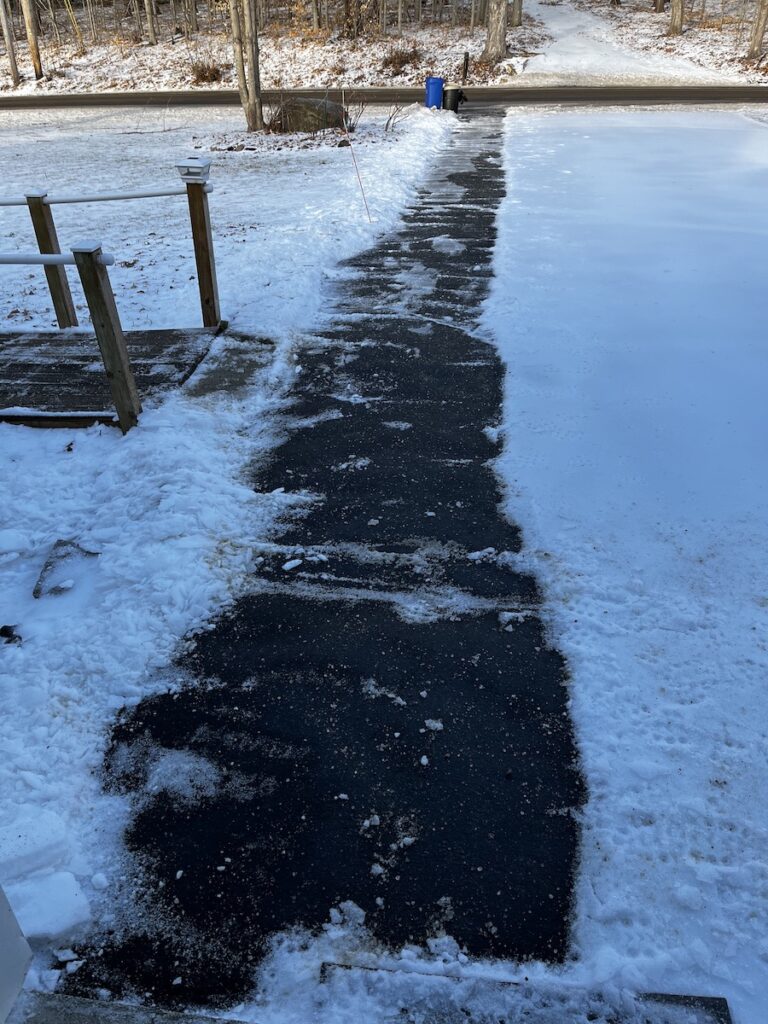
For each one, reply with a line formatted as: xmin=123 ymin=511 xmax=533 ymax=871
xmin=176 ymin=156 xmax=220 ymax=328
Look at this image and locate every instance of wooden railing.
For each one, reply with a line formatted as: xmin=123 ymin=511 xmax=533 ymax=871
xmin=0 ymin=245 xmax=141 ymax=433
xmin=0 ymin=157 xmax=220 ymax=329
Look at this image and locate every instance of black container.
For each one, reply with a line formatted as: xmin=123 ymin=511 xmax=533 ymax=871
xmin=442 ymin=83 xmax=466 ymax=113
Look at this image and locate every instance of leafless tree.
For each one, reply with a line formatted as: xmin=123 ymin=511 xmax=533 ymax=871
xmin=230 ymin=0 xmax=264 ymax=131
xmin=482 ymin=0 xmax=508 ymax=62
xmin=0 ymin=0 xmax=20 ymax=85
xmin=20 ymin=0 xmax=44 ymax=78
xmin=669 ymin=0 xmax=684 ymax=35
xmin=748 ymin=0 xmax=768 ymax=57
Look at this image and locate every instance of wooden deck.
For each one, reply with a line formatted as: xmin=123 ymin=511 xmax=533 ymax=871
xmin=0 ymin=328 xmax=216 ymax=427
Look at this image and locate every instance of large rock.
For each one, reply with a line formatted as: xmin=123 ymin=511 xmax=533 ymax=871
xmin=270 ymin=97 xmax=347 ymax=134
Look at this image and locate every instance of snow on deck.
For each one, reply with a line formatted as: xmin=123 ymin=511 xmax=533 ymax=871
xmin=484 ymin=107 xmax=768 ymax=1024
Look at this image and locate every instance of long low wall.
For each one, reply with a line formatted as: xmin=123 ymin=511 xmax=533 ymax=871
xmin=0 ymin=84 xmax=767 ymax=109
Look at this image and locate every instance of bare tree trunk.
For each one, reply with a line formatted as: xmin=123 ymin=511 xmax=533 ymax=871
xmin=45 ymin=0 xmax=62 ymax=46
xmin=62 ymin=0 xmax=85 ymax=50
xmin=186 ymin=0 xmax=198 ymax=33
xmin=144 ymin=0 xmax=157 ymax=41
xmin=748 ymin=0 xmax=768 ymax=56
xmin=84 ymin=0 xmax=98 ymax=41
xmin=481 ymin=0 xmax=507 ymax=61
xmin=470 ymin=0 xmax=477 ymax=28
xmin=510 ymin=0 xmax=521 ymax=27
xmin=230 ymin=0 xmax=263 ymax=131
xmin=20 ymin=0 xmax=43 ymax=78
xmin=669 ymin=0 xmax=683 ymax=34
xmin=0 ymin=0 xmax=20 ymax=84
xmin=397 ymin=0 xmax=402 ymax=31
xmin=311 ymin=0 xmax=320 ymax=28
xmin=654 ymin=0 xmax=665 ymax=11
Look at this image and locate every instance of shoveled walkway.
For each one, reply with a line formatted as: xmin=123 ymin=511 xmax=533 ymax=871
xmin=68 ymin=110 xmax=586 ymax=1008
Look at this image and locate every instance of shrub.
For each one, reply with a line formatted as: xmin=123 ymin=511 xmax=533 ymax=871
xmin=191 ymin=60 xmax=224 ymax=84
xmin=380 ymin=45 xmax=423 ymax=74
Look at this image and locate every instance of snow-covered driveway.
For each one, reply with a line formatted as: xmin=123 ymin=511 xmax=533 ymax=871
xmin=485 ymin=107 xmax=768 ymax=1024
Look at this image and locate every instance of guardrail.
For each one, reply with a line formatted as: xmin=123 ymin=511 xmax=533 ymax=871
xmin=0 ymin=157 xmax=220 ymax=330
xmin=0 ymin=244 xmax=141 ymax=433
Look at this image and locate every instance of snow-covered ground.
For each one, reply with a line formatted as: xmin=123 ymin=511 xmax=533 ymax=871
xmin=484 ymin=106 xmax=768 ymax=1024
xmin=0 ymin=105 xmax=449 ymax=335
xmin=1 ymin=0 xmax=757 ymax=95
xmin=0 ymin=103 xmax=453 ymax=977
xmin=522 ymin=0 xmax=736 ymax=82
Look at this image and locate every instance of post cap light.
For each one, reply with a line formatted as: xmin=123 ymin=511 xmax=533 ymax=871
xmin=176 ymin=156 xmax=212 ymax=184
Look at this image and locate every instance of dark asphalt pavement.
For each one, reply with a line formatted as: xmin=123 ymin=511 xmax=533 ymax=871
xmin=67 ymin=109 xmax=586 ymax=1010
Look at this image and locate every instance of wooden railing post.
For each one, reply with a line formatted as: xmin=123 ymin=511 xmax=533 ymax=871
xmin=25 ymin=191 xmax=78 ymax=328
xmin=71 ymin=243 xmax=142 ymax=434
xmin=185 ymin=182 xmax=221 ymax=328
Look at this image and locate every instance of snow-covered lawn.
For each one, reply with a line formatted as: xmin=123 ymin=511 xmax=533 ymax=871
xmin=0 ymin=105 xmax=450 ymax=335
xmin=484 ymin=106 xmax=768 ymax=1024
xmin=0 ymin=103 xmax=453 ymax=982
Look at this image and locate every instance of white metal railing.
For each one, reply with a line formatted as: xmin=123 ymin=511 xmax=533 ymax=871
xmin=0 ymin=184 xmax=213 ymax=206
xmin=0 ymin=251 xmax=115 ymax=266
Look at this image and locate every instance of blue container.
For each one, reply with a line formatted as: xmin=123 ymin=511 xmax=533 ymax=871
xmin=425 ymin=77 xmax=444 ymax=109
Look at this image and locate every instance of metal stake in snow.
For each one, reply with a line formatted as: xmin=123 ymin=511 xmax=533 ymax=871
xmin=342 ymin=90 xmax=372 ymax=225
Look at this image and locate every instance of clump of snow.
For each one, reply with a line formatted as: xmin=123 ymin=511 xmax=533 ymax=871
xmin=144 ymin=749 xmax=221 ymax=803
xmin=5 ymin=872 xmax=91 ymax=940
xmin=484 ymin=106 xmax=768 ymax=1024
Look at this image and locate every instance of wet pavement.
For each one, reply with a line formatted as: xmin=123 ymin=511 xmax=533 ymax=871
xmin=68 ymin=109 xmax=586 ymax=1009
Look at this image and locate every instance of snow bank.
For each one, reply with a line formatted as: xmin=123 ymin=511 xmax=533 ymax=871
xmin=483 ymin=107 xmax=768 ymax=1023
xmin=0 ymin=104 xmax=453 ymax=950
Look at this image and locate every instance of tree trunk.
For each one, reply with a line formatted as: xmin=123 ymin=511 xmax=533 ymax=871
xmin=144 ymin=0 xmax=157 ymax=41
xmin=0 ymin=0 xmax=20 ymax=85
xmin=669 ymin=0 xmax=683 ymax=34
xmin=20 ymin=0 xmax=43 ymax=78
xmin=748 ymin=0 xmax=768 ymax=57
xmin=481 ymin=0 xmax=507 ymax=61
xmin=62 ymin=0 xmax=85 ymax=50
xmin=510 ymin=0 xmax=521 ymax=27
xmin=310 ymin=0 xmax=320 ymax=29
xmin=654 ymin=0 xmax=665 ymax=12
xmin=230 ymin=0 xmax=263 ymax=131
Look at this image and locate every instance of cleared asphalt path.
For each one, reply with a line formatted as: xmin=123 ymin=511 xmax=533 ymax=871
xmin=67 ymin=109 xmax=586 ymax=1009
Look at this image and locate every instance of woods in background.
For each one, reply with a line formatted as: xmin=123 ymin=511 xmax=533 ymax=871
xmin=1 ymin=0 xmax=768 ymax=93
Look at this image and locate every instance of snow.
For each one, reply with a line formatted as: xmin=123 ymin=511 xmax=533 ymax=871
xmin=0 ymin=104 xmax=453 ymax=950
xmin=0 ymin=22 xmax=548 ymax=94
xmin=5 ymin=873 xmax=91 ymax=941
xmin=0 ymin=104 xmax=453 ymax=337
xmin=483 ymin=106 xmax=768 ymax=1024
xmin=2 ymin=0 xmax=758 ymax=95
xmin=523 ymin=0 xmax=734 ymax=82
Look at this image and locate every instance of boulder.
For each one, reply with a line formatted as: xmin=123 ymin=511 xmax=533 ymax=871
xmin=270 ymin=98 xmax=347 ymax=134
